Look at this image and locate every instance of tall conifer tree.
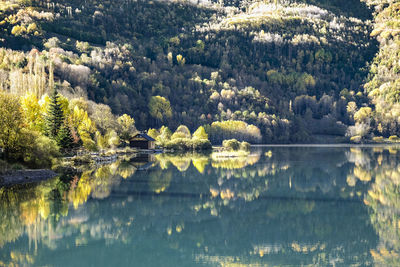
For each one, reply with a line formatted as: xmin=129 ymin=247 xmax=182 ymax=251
xmin=56 ymin=124 xmax=74 ymax=150
xmin=45 ymin=89 xmax=64 ymax=138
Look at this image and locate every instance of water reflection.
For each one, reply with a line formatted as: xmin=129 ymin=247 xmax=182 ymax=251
xmin=1 ymin=146 xmax=400 ymax=266
xmin=359 ymin=147 xmax=400 ymax=265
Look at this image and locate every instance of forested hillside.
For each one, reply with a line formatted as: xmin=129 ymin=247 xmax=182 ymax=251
xmin=0 ymin=0 xmax=397 ymax=143
xmin=358 ymin=0 xmax=400 ymax=139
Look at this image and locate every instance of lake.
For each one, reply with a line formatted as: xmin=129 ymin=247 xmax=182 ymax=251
xmin=0 ymin=146 xmax=399 ymax=266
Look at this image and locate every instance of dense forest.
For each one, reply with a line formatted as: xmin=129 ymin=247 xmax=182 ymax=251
xmin=0 ymin=0 xmax=399 ymax=157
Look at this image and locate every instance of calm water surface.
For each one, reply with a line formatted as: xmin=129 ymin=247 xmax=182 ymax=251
xmin=1 ymin=146 xmax=399 ymax=266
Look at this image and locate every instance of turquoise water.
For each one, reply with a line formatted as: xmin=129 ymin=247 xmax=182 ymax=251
xmin=1 ymin=146 xmax=399 ymax=266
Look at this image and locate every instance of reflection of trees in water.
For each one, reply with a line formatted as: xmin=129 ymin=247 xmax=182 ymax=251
xmin=68 ymin=160 xmax=137 ymax=206
xmin=156 ymin=153 xmax=210 ymax=172
xmin=0 ymin=187 xmax=26 ymax=248
xmin=265 ymin=147 xmax=373 ymax=201
xmin=155 ymin=150 xmax=261 ymax=173
xmin=4 ymin=147 xmax=400 ymax=266
xmin=189 ymin=147 xmax=378 ymax=265
xmin=204 ymin=147 xmax=372 ymax=212
xmin=69 ymin=172 xmax=92 ymax=209
xmin=117 ymin=161 xmax=137 ymax=179
xmin=148 ymin=170 xmax=173 ymax=193
xmin=0 ymin=178 xmax=70 ymax=265
xmin=145 ymin=148 xmax=378 ymax=265
xmin=91 ymin=165 xmax=119 ymax=199
xmin=353 ymin=146 xmax=400 ymax=265
xmin=0 ymin=159 xmax=137 ymax=265
xmin=211 ymin=151 xmax=260 ymax=169
xmin=155 ymin=150 xmax=279 ymax=205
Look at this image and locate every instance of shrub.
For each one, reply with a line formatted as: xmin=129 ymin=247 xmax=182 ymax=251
xmin=350 ymin=135 xmax=362 ymax=143
xmin=240 ymin=141 xmax=251 ymax=151
xmin=372 ymin=136 xmax=384 ymax=142
xmin=10 ymin=163 xmax=25 ymax=170
xmin=23 ymin=131 xmax=60 ymax=167
xmin=389 ymin=135 xmax=400 ymax=142
xmin=163 ymin=137 xmax=211 ymax=151
xmin=222 ymin=139 xmax=241 ymax=151
xmin=164 ymin=138 xmax=191 ymax=151
xmin=192 ymin=138 xmax=212 ymax=151
xmin=346 ymin=123 xmax=370 ymax=138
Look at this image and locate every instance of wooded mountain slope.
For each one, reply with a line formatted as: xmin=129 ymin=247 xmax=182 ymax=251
xmin=0 ymin=0 xmax=396 ymax=143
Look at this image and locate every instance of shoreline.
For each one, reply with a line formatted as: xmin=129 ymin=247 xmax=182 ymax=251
xmin=0 ymin=149 xmax=145 ymax=187
xmin=0 ymin=169 xmax=58 ymax=187
xmin=252 ymin=143 xmax=400 ymax=147
xmin=2 ymin=143 xmax=399 ymax=187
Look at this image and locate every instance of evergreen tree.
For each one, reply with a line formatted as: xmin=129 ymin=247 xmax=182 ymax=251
xmin=45 ymin=89 xmax=64 ymax=138
xmin=56 ymin=124 xmax=74 ymax=150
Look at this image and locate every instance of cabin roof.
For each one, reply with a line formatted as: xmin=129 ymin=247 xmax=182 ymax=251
xmin=132 ymin=132 xmax=155 ymax=141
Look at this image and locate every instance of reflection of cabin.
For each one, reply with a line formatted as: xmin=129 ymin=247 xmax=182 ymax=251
xmin=130 ymin=153 xmax=156 ymax=170
xmin=129 ymin=132 xmax=155 ymax=149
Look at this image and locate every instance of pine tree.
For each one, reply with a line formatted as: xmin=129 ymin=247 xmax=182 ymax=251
xmin=56 ymin=124 xmax=74 ymax=150
xmin=45 ymin=89 xmax=64 ymax=138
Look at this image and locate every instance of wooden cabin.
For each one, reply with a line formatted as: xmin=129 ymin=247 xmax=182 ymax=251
xmin=129 ymin=132 xmax=156 ymax=149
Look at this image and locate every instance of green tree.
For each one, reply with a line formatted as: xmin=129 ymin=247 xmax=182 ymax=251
xmin=56 ymin=124 xmax=74 ymax=151
xmin=156 ymin=126 xmax=172 ymax=146
xmin=20 ymin=93 xmax=43 ymax=131
xmin=23 ymin=131 xmax=60 ymax=167
xmin=172 ymin=125 xmax=191 ymax=139
xmin=176 ymin=54 xmax=185 ymax=66
xmin=148 ymin=96 xmax=172 ymax=125
xmin=106 ymin=130 xmax=120 ymax=148
xmin=147 ymin=128 xmax=160 ymax=140
xmin=117 ymin=114 xmax=136 ymax=144
xmin=193 ymin=126 xmax=208 ymax=140
xmin=354 ymin=107 xmax=372 ymax=124
xmin=45 ymin=89 xmax=64 ymax=139
xmin=0 ymin=92 xmax=24 ymax=159
xmin=70 ymin=106 xmax=97 ymax=150
xmin=192 ymin=126 xmax=212 ymax=150
xmin=96 ymin=131 xmax=108 ymax=151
